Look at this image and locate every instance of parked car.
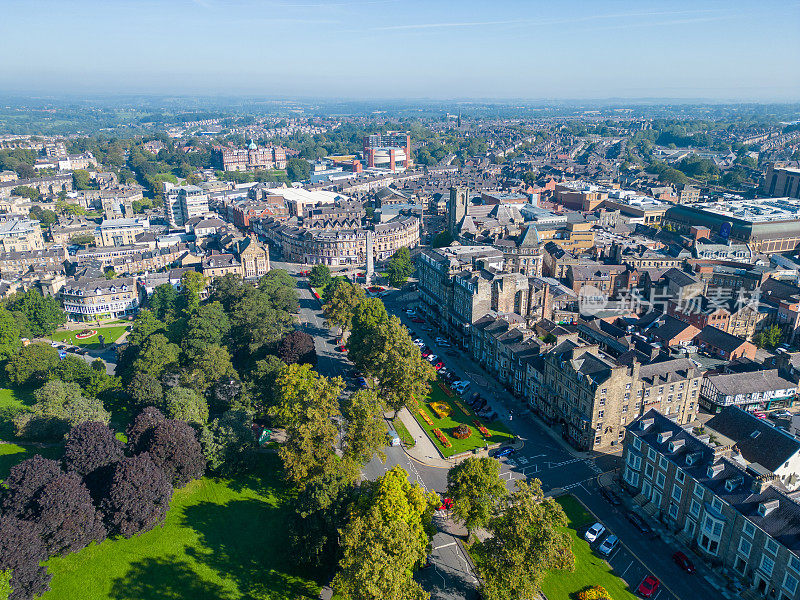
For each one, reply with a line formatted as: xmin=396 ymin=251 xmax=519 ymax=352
xmin=770 ymin=410 xmax=793 ymax=420
xmin=434 ymin=362 xmax=444 ymax=371
xmin=425 ymin=354 xmax=438 ymax=363
xmin=357 ymin=378 xmax=368 ymax=389
xmin=597 ymin=535 xmax=619 ymax=557
xmin=637 ymin=576 xmax=660 ymax=598
xmin=484 ymin=411 xmax=498 ymax=421
xmin=422 ymin=349 xmax=431 ymax=358
xmin=626 ymin=512 xmax=652 ymax=535
xmin=438 ymin=497 xmax=453 ymax=511
xmin=600 ymin=487 xmax=621 ymax=506
xmin=411 ymin=318 xmax=425 ymax=324
xmin=336 ymin=345 xmax=347 ymax=352
xmin=672 ymin=551 xmax=695 ymax=573
xmin=493 ymin=446 xmax=515 ymax=458
xmin=413 ymin=338 xmax=425 ymax=346
xmin=752 ymin=410 xmax=768 ymax=419
xmin=584 ymin=522 xmax=606 ymax=543
xmin=452 ymin=381 xmax=470 ymax=394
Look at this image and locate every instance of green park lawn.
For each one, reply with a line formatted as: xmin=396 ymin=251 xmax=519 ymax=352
xmin=413 ymin=384 xmax=514 ymax=458
xmin=42 ymin=454 xmax=321 ymax=600
xmin=49 ymin=325 xmax=129 ymax=349
xmin=540 ymin=495 xmax=637 ymax=600
xmin=0 ymin=386 xmax=35 ymax=440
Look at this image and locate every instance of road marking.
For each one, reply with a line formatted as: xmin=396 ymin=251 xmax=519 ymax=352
xmin=434 ymin=542 xmax=456 ymax=550
xmin=546 ymin=458 xmax=581 ymax=469
xmin=517 ymin=456 xmax=529 ymax=465
xmin=621 ymin=560 xmax=633 ymax=577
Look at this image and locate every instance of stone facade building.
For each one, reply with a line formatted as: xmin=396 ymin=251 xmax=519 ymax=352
xmin=623 ymin=408 xmax=800 ymax=600
xmin=60 ymin=277 xmax=139 ymax=321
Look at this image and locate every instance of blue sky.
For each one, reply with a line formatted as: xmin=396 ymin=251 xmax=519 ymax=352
xmin=1 ymin=0 xmax=798 ymax=100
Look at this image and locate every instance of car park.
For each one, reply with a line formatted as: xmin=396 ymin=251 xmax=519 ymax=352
xmin=421 ymin=349 xmax=431 ymax=357
xmin=600 ymin=487 xmax=621 ymax=506
xmin=672 ymin=551 xmax=695 ymax=573
xmin=434 ymin=362 xmax=444 ymax=371
xmin=626 ymin=512 xmax=652 ymax=535
xmin=411 ymin=318 xmax=425 ymax=324
xmin=484 ymin=411 xmax=498 ymax=421
xmin=584 ymin=522 xmax=606 ymax=543
xmin=637 ymin=575 xmax=660 ymax=598
xmin=597 ymin=535 xmax=618 ymax=557
xmin=425 ymin=354 xmax=438 ymax=363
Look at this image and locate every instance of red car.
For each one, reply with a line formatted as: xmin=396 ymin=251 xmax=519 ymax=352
xmin=336 ymin=345 xmax=347 ymax=352
xmin=672 ymin=551 xmax=695 ymax=573
xmin=421 ymin=350 xmax=431 ymax=358
xmin=637 ymin=576 xmax=660 ymax=598
xmin=434 ymin=362 xmax=444 ymax=370
xmin=411 ymin=318 xmax=425 ymax=323
xmin=752 ymin=411 xmax=767 ymax=419
xmin=298 ymin=270 xmax=310 ymax=276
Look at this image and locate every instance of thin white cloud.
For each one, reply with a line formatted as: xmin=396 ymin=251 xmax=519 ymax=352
xmin=373 ymin=7 xmax=731 ymax=33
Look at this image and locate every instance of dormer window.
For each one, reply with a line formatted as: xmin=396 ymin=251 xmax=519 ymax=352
xmin=686 ymin=452 xmax=702 ymax=466
xmin=725 ymin=476 xmax=743 ymax=492
xmin=668 ymin=439 xmax=685 ymax=453
xmin=707 ymin=464 xmax=724 ymax=479
xmin=657 ymin=431 xmax=671 ymax=444
xmin=759 ymin=499 xmax=779 ymax=517
xmin=639 ymin=418 xmax=654 ymax=431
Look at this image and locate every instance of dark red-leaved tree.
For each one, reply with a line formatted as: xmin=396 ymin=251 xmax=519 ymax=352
xmin=0 ymin=455 xmax=63 ymax=518
xmin=276 ymin=330 xmax=317 ymax=366
xmin=64 ymin=422 xmax=125 ymax=477
xmin=29 ymin=471 xmax=107 ymax=556
xmin=125 ymin=406 xmax=165 ymax=453
xmin=100 ymin=453 xmax=173 ymax=538
xmin=143 ymin=420 xmax=205 ymax=488
xmin=0 ymin=516 xmax=51 ymax=600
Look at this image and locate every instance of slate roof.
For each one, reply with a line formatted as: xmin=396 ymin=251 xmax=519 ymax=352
xmin=695 ymin=325 xmax=749 ymax=353
xmin=704 ymin=369 xmax=797 ymax=398
xmin=707 ymin=406 xmax=800 ymax=472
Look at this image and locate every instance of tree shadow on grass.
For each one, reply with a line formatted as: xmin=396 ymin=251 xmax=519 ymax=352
xmin=109 ymin=555 xmax=233 ymax=600
xmin=181 ymin=498 xmax=320 ymax=599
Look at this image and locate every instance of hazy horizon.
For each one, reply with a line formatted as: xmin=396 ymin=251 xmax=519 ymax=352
xmin=1 ymin=0 xmax=799 ymax=102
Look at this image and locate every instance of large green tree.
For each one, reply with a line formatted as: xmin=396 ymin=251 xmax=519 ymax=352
xmin=323 ymin=280 xmax=366 ymax=333
xmin=0 ymin=307 xmax=22 ymax=360
xmin=126 ymin=309 xmax=165 ymax=346
xmin=5 ymin=343 xmax=60 ymax=385
xmin=446 ymin=457 xmax=508 ymax=535
xmin=130 ymin=334 xmax=180 ymax=380
xmin=162 ymin=386 xmax=208 ymax=424
xmin=5 ymin=290 xmax=66 ymax=337
xmin=14 ymin=379 xmax=110 ymax=440
xmin=348 ymin=299 xmax=435 ymax=413
xmin=333 ymin=466 xmax=438 ymax=600
xmin=308 ymin=264 xmax=332 ymax=289
xmin=386 ymin=247 xmax=414 ymax=287
xmin=180 ymin=302 xmax=230 ymax=358
xmin=268 ymin=363 xmax=344 ymax=488
xmin=474 ymin=479 xmax=574 ymax=600
xmin=342 ymin=389 xmax=387 ymax=466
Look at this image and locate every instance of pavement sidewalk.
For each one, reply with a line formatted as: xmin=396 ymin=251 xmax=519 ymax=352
xmin=393 ymin=407 xmax=451 ymax=468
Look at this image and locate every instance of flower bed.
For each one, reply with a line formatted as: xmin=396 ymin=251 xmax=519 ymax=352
xmin=418 ymin=409 xmax=435 ymax=427
xmin=577 ymin=586 xmax=611 ymax=600
xmin=472 ymin=419 xmax=491 ymax=438
xmin=452 ymin=424 xmax=472 ymax=439
xmin=438 ymin=381 xmax=454 ymax=397
xmin=429 ymin=401 xmax=452 ymax=419
xmin=432 ymin=428 xmax=451 ymax=448
xmin=453 ymin=399 xmax=468 ymax=413
xmin=75 ymin=329 xmax=98 ymax=340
